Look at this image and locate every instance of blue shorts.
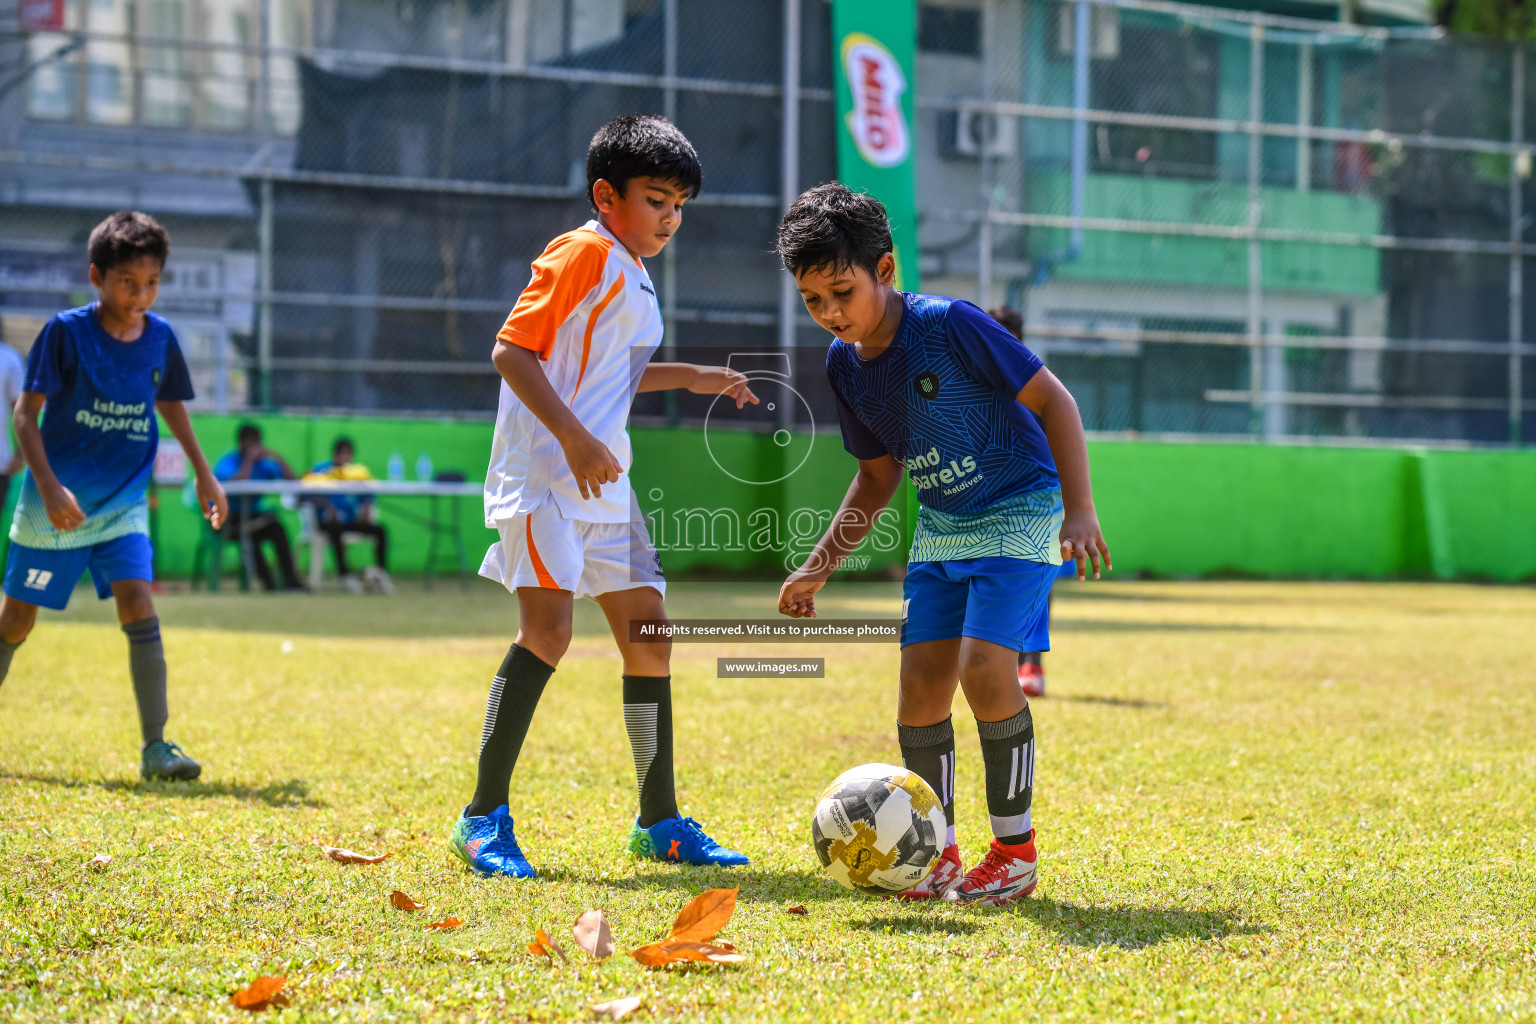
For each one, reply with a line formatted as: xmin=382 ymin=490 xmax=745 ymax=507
xmin=901 ymin=556 xmax=1056 ymax=651
xmin=3 ymin=533 xmax=153 ymax=611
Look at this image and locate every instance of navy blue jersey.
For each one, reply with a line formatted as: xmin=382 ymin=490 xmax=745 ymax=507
xmin=11 ymin=304 xmax=193 ymax=549
xmin=826 ymin=293 xmax=1059 ymax=515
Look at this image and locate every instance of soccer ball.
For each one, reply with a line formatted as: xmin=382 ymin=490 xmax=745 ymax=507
xmin=811 ymin=763 xmax=944 ymax=895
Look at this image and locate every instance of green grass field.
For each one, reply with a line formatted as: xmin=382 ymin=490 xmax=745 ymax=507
xmin=2 ymin=578 xmax=1534 ymax=1022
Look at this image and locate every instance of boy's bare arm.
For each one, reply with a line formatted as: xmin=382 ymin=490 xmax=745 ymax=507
xmin=1016 ymin=366 xmax=1112 ymax=580
xmin=635 ymin=363 xmax=696 ymax=392
xmin=157 ymin=400 xmax=228 ymax=528
xmin=636 ymin=363 xmax=759 ymax=408
xmin=262 ymin=449 xmax=299 ymax=480
xmin=13 ymin=391 xmax=84 ymax=531
xmin=492 ymin=339 xmax=621 ymax=500
xmin=778 ymin=454 xmax=904 ymax=618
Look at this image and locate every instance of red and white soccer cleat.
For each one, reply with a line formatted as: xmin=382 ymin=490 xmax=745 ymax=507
xmin=1018 ymin=662 xmax=1046 ymax=698
xmin=944 ymin=834 xmax=1038 ymax=906
xmin=891 ymin=843 xmax=963 ymax=901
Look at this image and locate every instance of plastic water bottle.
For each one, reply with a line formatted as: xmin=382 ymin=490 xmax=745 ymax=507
xmin=387 ymin=451 xmax=405 ymax=482
xmin=415 ymin=452 xmax=434 ymax=482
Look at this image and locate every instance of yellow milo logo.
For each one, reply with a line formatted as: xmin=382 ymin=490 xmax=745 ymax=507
xmin=841 ymin=33 xmax=910 ymax=169
xmin=828 ymin=822 xmax=900 ymax=888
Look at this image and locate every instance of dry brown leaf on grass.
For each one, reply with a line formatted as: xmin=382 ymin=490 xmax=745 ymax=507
xmin=321 ymin=845 xmax=389 ymax=865
xmin=426 ymin=917 xmax=464 ymax=931
xmin=572 ymin=909 xmax=615 ymax=959
xmin=629 ymin=940 xmax=745 ymax=966
xmin=528 ymin=927 xmax=568 ymax=963
xmin=389 ymin=890 xmax=425 ymax=911
xmin=786 ymin=904 xmax=808 ymax=916
xmin=665 ymin=888 xmax=738 ymax=942
xmin=85 ymin=854 xmax=111 ymax=871
xmin=590 ymin=994 xmax=643 ymax=1020
xmin=229 ymin=975 xmax=289 ymax=1012
xmin=627 ymin=887 xmax=744 ymax=968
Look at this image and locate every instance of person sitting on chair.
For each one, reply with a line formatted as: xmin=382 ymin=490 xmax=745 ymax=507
xmin=306 ymin=437 xmax=393 ymax=595
xmin=212 ymin=423 xmax=304 ymax=591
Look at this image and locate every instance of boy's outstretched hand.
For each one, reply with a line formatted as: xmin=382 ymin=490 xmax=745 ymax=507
xmin=560 ymin=427 xmax=624 ymax=500
xmin=688 ymin=366 xmax=760 ymax=409
xmin=1060 ymin=507 xmax=1112 ymax=581
xmin=777 ymin=572 xmax=824 ymax=618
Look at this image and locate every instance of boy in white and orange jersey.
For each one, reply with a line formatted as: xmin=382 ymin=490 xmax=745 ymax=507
xmin=449 ymin=115 xmax=758 ymax=878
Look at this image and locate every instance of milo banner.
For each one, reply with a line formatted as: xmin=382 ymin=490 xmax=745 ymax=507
xmin=832 ymin=0 xmax=920 ymax=292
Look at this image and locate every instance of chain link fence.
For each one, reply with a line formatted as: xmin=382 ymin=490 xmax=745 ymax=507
xmin=2 ymin=0 xmax=1533 ymax=445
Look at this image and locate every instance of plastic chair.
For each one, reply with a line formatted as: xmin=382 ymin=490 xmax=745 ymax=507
xmin=295 ymin=498 xmax=376 ymax=591
xmin=184 ymin=479 xmax=247 ymax=591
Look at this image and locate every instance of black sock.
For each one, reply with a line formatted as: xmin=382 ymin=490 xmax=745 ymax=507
xmin=466 ymin=644 xmax=554 ymax=817
xmin=977 ymin=706 xmax=1035 ymax=845
xmin=123 ymin=617 xmax=167 ymax=747
xmin=622 ymin=674 xmax=678 ymax=828
xmin=898 ymin=716 xmax=956 ymax=847
xmin=0 ymin=637 xmax=20 ymax=686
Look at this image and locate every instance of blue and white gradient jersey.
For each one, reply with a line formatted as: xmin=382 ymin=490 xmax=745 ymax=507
xmin=826 ymin=293 xmax=1063 ymax=564
xmin=11 ymin=305 xmax=194 ymax=550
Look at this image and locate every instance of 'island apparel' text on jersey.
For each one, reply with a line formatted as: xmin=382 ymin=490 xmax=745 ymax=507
xmin=10 ymin=304 xmax=194 ymax=550
xmin=826 ymin=293 xmax=1064 ymax=564
xmin=485 ymin=220 xmax=661 ymax=525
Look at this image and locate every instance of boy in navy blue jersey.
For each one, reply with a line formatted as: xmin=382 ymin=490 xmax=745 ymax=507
xmin=777 ymin=184 xmax=1110 ymax=906
xmin=0 ymin=211 xmax=228 ymax=780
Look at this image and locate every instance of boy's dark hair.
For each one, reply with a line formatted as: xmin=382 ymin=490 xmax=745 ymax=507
xmin=88 ymin=211 xmax=170 ymax=272
xmin=333 ymin=436 xmax=354 ymax=453
xmin=987 ymin=306 xmax=1023 ymax=341
xmin=586 ymin=114 xmax=701 ymax=210
xmin=776 ymin=183 xmax=893 ymax=279
xmin=236 ymin=423 xmax=262 ymax=445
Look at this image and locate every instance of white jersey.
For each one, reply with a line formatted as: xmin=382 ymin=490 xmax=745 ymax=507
xmin=485 ymin=220 xmax=662 ymax=525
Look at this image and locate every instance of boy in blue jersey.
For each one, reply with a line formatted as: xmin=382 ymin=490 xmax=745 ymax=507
xmin=212 ymin=423 xmax=305 ymax=592
xmin=0 ymin=211 xmax=228 ymax=780
xmin=776 ymin=184 xmax=1111 ymax=906
xmin=306 ymin=437 xmax=392 ymax=595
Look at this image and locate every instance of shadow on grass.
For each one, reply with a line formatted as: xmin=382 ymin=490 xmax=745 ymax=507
xmin=52 ymin=580 xmax=529 ymax=641
xmin=847 ymin=913 xmax=984 ymax=936
xmin=0 ymin=772 xmax=323 ymax=808
xmin=1048 ymin=694 xmax=1170 ymax=710
xmin=1016 ymin=895 xmax=1258 ymax=949
xmin=547 ymin=865 xmax=858 ymax=904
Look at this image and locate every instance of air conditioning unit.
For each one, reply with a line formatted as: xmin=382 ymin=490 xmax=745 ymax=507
xmin=1056 ymin=4 xmax=1120 ymax=59
xmin=946 ymin=102 xmax=1017 ymax=159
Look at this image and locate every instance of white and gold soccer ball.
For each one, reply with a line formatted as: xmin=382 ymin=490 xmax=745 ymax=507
xmin=811 ymin=763 xmax=944 ymax=895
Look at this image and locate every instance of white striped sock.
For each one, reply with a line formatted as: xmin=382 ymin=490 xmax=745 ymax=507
xmin=478 ymin=675 xmax=506 ymax=754
xmin=623 ymin=703 xmax=659 ymax=797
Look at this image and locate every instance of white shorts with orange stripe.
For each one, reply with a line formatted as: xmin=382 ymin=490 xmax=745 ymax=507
xmin=479 ymin=501 xmax=666 ymax=601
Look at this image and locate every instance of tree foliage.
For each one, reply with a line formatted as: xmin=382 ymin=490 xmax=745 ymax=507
xmin=1436 ymin=0 xmax=1536 ymax=40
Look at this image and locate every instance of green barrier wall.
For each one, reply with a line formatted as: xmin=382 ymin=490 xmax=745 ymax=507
xmin=152 ymin=413 xmax=500 ymax=586
xmin=51 ymin=414 xmax=1536 ymax=584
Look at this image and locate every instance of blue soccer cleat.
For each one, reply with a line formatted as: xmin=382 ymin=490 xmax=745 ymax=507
xmin=449 ymin=805 xmax=536 ymax=878
xmin=626 ymin=815 xmax=750 ymax=867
